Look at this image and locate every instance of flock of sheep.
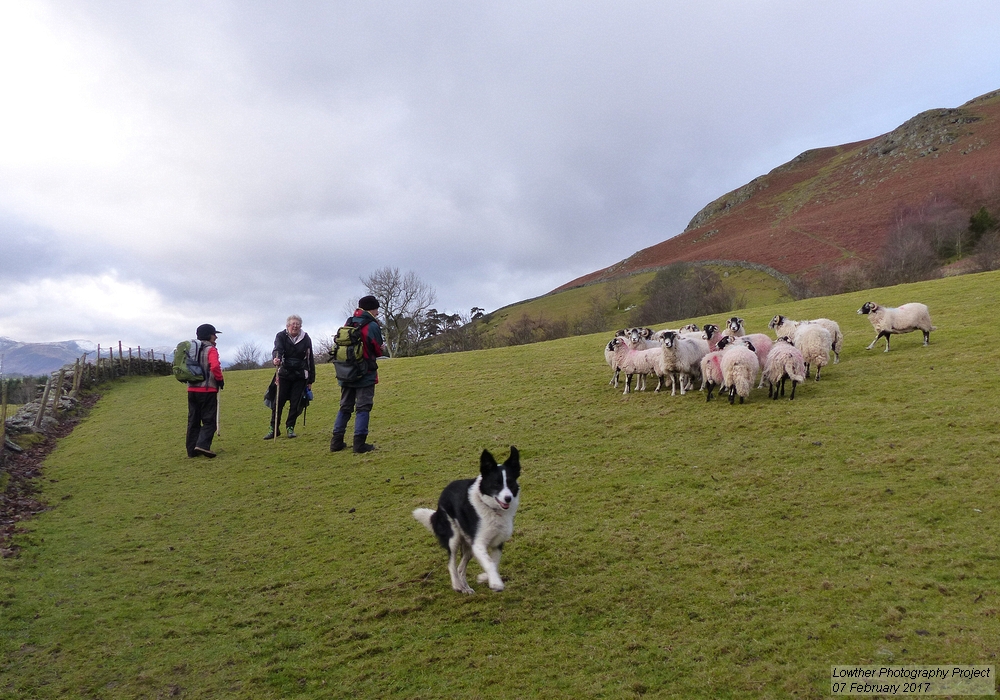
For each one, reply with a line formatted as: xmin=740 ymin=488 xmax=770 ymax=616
xmin=603 ymin=301 xmax=935 ymax=404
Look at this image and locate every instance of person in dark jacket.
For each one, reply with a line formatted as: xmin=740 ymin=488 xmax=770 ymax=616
xmin=187 ymin=323 xmax=224 ymax=458
xmin=330 ymin=296 xmax=387 ymax=454
xmin=265 ymin=314 xmax=316 ymax=439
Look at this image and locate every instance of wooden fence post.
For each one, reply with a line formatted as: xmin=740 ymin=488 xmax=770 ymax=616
xmin=70 ymin=358 xmax=81 ymax=397
xmin=52 ymin=367 xmax=67 ymax=411
xmin=33 ymin=376 xmax=53 ymax=429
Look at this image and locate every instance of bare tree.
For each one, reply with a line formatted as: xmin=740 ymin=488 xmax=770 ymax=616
xmin=606 ymin=277 xmax=630 ymax=310
xmin=228 ymin=341 xmax=265 ymax=370
xmin=360 ymin=267 xmax=436 ymax=357
xmin=972 ymin=232 xmax=1000 ymax=272
xmin=316 ymin=334 xmax=336 ymax=363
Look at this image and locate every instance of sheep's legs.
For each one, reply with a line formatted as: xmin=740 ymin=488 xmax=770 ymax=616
xmin=867 ymin=331 xmax=891 ymax=352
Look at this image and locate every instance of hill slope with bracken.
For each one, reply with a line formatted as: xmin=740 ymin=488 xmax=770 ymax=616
xmin=556 ymin=88 xmax=1000 ymax=291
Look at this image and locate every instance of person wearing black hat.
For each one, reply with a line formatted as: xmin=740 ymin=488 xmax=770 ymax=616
xmin=186 ymin=323 xmax=224 ymax=458
xmin=330 ymin=296 xmax=387 ymax=454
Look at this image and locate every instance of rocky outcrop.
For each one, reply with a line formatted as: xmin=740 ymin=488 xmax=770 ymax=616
xmin=862 ymin=108 xmax=982 ymax=160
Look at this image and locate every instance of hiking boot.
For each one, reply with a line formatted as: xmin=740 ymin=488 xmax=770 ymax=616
xmin=353 ymin=433 xmax=376 ymax=454
xmin=330 ymin=432 xmax=346 ymax=452
xmin=194 ymin=446 xmax=217 ymax=459
xmin=263 ymin=427 xmax=278 ymax=440
xmin=286 ymin=427 xmax=297 ymax=438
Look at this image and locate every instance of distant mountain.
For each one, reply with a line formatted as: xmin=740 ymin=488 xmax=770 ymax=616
xmin=556 ymin=88 xmax=1000 ymax=291
xmin=0 ymin=338 xmax=95 ymax=377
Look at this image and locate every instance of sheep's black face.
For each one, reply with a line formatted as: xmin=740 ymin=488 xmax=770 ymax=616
xmin=857 ymin=302 xmax=876 ymax=315
xmin=744 ymin=340 xmax=756 ymax=353
xmin=768 ymin=315 xmax=784 ymax=330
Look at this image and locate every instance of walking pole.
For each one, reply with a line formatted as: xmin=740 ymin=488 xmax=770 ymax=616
xmin=272 ymin=370 xmax=280 ymax=443
xmin=216 ymin=392 xmax=221 ymax=437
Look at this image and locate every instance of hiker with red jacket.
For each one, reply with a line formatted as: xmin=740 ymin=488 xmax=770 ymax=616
xmin=187 ymin=323 xmax=224 ymax=458
xmin=330 ymin=296 xmax=387 ymax=454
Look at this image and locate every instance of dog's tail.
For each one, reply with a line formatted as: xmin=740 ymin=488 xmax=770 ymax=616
xmin=412 ymin=508 xmax=436 ymax=533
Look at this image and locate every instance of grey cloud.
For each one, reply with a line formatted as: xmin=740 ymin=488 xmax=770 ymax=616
xmin=2 ymin=0 xmax=1000 ymax=353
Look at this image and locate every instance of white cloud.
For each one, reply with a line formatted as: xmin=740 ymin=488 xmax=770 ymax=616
xmin=1 ymin=0 xmax=999 ymax=350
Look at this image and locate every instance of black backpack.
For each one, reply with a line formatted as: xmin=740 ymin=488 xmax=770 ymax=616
xmin=331 ymin=318 xmax=372 ymax=383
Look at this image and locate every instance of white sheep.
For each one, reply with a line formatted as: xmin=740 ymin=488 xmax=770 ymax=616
xmin=658 ymin=330 xmax=709 ymax=396
xmin=720 ymin=338 xmax=759 ymax=404
xmin=792 ymin=324 xmax=832 ymax=381
xmin=768 ymin=314 xmax=844 ymax=363
xmin=604 ymin=330 xmax=627 ymax=387
xmin=630 ymin=327 xmax=658 ymax=348
xmin=723 ymin=316 xmax=746 ymax=338
xmin=761 ymin=336 xmax=807 ymax=400
xmin=857 ymin=302 xmax=936 ymax=352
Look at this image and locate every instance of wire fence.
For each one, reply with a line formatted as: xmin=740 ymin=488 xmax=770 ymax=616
xmin=2 ymin=343 xmax=172 ymax=463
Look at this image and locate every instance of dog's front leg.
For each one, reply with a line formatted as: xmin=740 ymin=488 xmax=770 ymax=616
xmin=448 ymin=538 xmax=475 ymax=594
xmin=472 ymin=544 xmax=504 ymax=591
xmin=476 ymin=546 xmax=503 ymax=586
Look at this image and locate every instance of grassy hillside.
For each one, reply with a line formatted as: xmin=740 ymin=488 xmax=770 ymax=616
xmin=483 ymin=264 xmax=794 ymax=340
xmin=2 ymin=271 xmax=999 ymax=698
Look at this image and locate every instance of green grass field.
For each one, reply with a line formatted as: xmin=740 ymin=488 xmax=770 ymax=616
xmin=2 ymin=271 xmax=999 ymax=698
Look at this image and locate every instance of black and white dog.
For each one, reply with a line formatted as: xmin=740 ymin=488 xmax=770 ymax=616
xmin=412 ymin=447 xmax=521 ymax=594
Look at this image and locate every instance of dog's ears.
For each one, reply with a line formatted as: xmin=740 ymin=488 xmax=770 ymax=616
xmin=481 ymin=447 xmax=520 ymax=478
xmin=504 ymin=446 xmax=520 ymax=479
xmin=480 ymin=449 xmax=497 ymax=475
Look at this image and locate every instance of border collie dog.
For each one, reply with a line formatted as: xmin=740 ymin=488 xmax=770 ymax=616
xmin=413 ymin=447 xmax=521 ymax=594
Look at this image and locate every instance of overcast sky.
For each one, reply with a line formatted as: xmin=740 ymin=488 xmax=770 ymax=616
xmin=2 ymin=0 xmax=999 ymax=360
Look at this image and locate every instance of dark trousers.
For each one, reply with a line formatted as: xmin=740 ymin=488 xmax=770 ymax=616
xmin=271 ymin=374 xmax=307 ymax=429
xmin=333 ymin=385 xmax=375 ymax=436
xmin=186 ymin=391 xmax=218 ymax=456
